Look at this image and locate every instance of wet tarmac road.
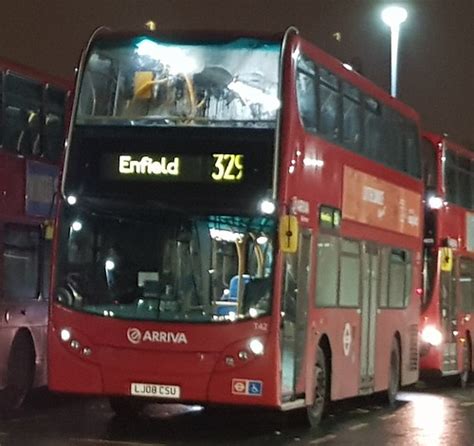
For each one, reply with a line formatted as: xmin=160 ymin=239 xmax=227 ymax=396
xmin=1 ymin=380 xmax=474 ymax=446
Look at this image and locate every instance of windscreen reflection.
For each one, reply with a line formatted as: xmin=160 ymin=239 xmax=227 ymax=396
xmin=76 ymin=37 xmax=280 ymax=128
xmin=56 ymin=206 xmax=275 ymax=322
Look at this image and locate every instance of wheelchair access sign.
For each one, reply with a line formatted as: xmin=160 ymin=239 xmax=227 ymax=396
xmin=232 ymin=378 xmax=263 ymax=396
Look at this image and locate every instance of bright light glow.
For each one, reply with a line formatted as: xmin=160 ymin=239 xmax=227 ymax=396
xmin=381 ymin=5 xmax=408 ymax=97
xmin=381 ymin=6 xmax=408 ymax=28
xmin=228 ymin=81 xmax=280 ymax=113
xmin=60 ymin=328 xmax=72 ymax=342
xmin=410 ymin=393 xmax=446 ymax=444
xmin=343 ymin=63 xmax=353 ymax=71
xmin=249 ymin=307 xmax=259 ymax=318
xmin=256 ymin=235 xmax=268 ymax=245
xmin=428 ymin=195 xmax=444 ymax=210
xmin=135 ymin=39 xmax=198 ymax=74
xmin=421 ymin=325 xmax=443 ymax=346
xmin=67 ymin=195 xmax=77 ymax=205
xmin=71 ymin=220 xmax=83 ymax=232
xmin=227 ymin=311 xmax=237 ymax=321
xmin=105 ymin=259 xmax=116 ymax=271
xmin=260 ymin=199 xmax=276 ymax=215
xmin=249 ymin=338 xmax=264 ymax=355
xmin=209 ymin=228 xmax=244 ymax=243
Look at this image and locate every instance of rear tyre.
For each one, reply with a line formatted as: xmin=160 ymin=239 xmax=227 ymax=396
xmin=0 ymin=333 xmax=35 ymax=415
xmin=306 ymin=346 xmax=329 ymax=427
xmin=109 ymin=397 xmax=145 ymax=419
xmin=385 ymin=339 xmax=400 ymax=406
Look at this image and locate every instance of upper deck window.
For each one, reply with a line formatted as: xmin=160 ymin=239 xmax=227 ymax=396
xmin=295 ymin=52 xmax=421 ymax=179
xmin=444 ymin=146 xmax=473 ymax=209
xmin=76 ymin=37 xmax=281 ymax=129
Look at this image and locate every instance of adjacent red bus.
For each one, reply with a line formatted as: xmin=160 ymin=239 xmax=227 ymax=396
xmin=420 ymin=132 xmax=474 ymax=386
xmin=49 ymin=27 xmax=422 ymax=425
xmin=0 ymin=58 xmax=69 ymax=413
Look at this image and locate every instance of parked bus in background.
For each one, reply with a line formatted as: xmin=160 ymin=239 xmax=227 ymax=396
xmin=0 ymin=58 xmax=69 ymax=414
xmin=420 ymin=132 xmax=474 ymax=386
xmin=48 ymin=27 xmax=422 ymax=425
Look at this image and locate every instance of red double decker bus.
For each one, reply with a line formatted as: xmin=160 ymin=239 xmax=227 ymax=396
xmin=420 ymin=132 xmax=474 ymax=386
xmin=0 ymin=58 xmax=69 ymax=413
xmin=49 ymin=27 xmax=422 ymax=425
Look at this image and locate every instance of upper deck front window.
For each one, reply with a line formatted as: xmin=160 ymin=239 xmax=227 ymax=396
xmin=76 ymin=36 xmax=281 ymax=128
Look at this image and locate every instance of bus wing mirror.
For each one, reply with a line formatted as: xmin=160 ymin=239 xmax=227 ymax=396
xmin=133 ymin=71 xmax=154 ymax=99
xmin=440 ymin=247 xmax=453 ymax=272
xmin=279 ymin=215 xmax=299 ymax=253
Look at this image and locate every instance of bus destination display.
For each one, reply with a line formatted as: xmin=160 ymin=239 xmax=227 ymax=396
xmin=101 ymin=153 xmax=244 ymax=183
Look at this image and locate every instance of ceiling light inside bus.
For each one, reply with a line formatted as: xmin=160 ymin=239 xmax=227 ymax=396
xmin=256 ymin=235 xmax=268 ymax=245
xmin=249 ymin=338 xmax=264 ymax=356
xmin=260 ymin=199 xmax=276 ymax=215
xmin=60 ymin=328 xmax=72 ymax=342
xmin=135 ymin=39 xmax=198 ymax=74
xmin=421 ymin=325 xmax=443 ymax=346
xmin=210 ymin=228 xmax=244 ymax=243
xmin=67 ymin=195 xmax=77 ymax=205
xmin=71 ymin=220 xmax=83 ymax=232
xmin=427 ymin=195 xmax=443 ymax=210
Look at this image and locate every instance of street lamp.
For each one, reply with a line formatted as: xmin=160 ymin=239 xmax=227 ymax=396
xmin=381 ymin=5 xmax=408 ymax=97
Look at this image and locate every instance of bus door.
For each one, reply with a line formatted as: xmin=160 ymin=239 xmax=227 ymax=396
xmin=359 ymin=242 xmax=378 ymax=393
xmin=440 ymin=260 xmax=457 ymax=372
xmin=280 ymin=230 xmax=312 ymax=399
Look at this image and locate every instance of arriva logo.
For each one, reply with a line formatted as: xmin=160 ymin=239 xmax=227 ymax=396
xmin=126 ymin=327 xmax=188 ymax=345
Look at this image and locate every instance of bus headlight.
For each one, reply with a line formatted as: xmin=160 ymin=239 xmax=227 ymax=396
xmin=421 ymin=326 xmax=443 ymax=346
xmin=60 ymin=328 xmax=72 ymax=342
xmin=249 ymin=338 xmax=264 ymax=356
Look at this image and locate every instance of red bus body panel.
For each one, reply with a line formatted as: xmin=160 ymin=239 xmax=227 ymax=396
xmin=49 ymin=30 xmax=422 ymax=408
xmin=420 ymin=133 xmax=474 ymax=377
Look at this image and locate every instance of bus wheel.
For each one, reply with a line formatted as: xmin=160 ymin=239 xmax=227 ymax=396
xmin=307 ymin=346 xmax=329 ymax=427
xmin=0 ymin=333 xmax=35 ymax=415
xmin=109 ymin=397 xmax=145 ymax=419
xmin=460 ymin=343 xmax=471 ymax=388
xmin=385 ymin=340 xmax=400 ymax=406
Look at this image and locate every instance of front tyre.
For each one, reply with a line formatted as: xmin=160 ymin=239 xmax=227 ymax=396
xmin=0 ymin=333 xmax=35 ymax=415
xmin=307 ymin=346 xmax=329 ymax=427
xmin=385 ymin=339 xmax=400 ymax=406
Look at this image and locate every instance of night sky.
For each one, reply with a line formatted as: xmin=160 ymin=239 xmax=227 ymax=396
xmin=1 ymin=0 xmax=472 ymax=144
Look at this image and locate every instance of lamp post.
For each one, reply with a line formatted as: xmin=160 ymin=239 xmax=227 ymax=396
xmin=381 ymin=5 xmax=408 ymax=97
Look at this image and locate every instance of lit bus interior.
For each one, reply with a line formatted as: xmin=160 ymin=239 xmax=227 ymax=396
xmin=56 ymin=209 xmax=275 ymax=322
xmin=76 ymin=37 xmax=280 ymax=128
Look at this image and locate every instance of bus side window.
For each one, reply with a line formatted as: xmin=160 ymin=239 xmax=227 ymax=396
xmin=296 ymin=56 xmax=317 ymax=132
xmin=3 ymin=73 xmax=42 ymax=156
xmin=3 ymin=225 xmax=40 ymax=300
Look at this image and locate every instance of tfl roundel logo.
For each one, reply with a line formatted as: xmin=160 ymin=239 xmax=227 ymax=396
xmin=127 ymin=328 xmax=142 ymax=344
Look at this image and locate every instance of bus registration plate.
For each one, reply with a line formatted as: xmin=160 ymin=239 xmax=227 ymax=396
xmin=131 ymin=382 xmax=181 ymax=399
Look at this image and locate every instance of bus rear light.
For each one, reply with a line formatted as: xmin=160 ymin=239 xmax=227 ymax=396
xmin=416 ymin=288 xmax=423 ymax=296
xmin=70 ymin=340 xmax=81 ymax=350
xmin=60 ymin=328 xmax=72 ymax=342
xmin=421 ymin=326 xmax=443 ymax=347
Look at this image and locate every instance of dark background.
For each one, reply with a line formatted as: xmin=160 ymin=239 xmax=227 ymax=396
xmin=1 ymin=0 xmax=472 ymax=145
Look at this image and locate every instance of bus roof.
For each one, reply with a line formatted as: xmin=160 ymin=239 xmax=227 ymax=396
xmin=0 ymin=56 xmax=71 ymax=91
